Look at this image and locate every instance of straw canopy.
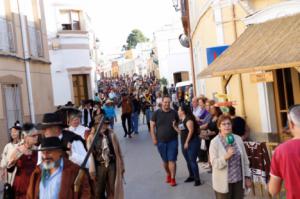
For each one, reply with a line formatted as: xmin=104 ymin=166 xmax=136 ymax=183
xmin=198 ymin=13 xmax=300 ymax=78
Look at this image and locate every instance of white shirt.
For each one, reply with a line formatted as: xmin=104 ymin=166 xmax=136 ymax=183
xmin=155 ymin=97 xmax=162 ymax=111
xmin=37 ymin=134 xmax=89 ymax=168
xmin=193 ymin=106 xmax=202 ymax=118
xmin=68 ymin=125 xmax=89 ymax=140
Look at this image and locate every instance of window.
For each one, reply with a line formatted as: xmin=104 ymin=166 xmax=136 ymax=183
xmin=60 ymin=10 xmax=80 ymax=31
xmin=3 ymin=84 xmax=22 ymax=134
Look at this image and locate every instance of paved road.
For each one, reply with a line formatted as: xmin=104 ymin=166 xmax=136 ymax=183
xmin=114 ymin=116 xmax=215 ymax=199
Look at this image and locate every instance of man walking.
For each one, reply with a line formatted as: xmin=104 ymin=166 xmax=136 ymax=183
xmin=150 ymin=96 xmax=179 ymax=186
xmin=27 ymin=137 xmax=91 ymax=199
xmin=269 ymin=105 xmax=300 ymax=199
xmin=87 ymin=119 xmax=125 ymax=199
xmin=119 ymin=93 xmax=133 ymax=138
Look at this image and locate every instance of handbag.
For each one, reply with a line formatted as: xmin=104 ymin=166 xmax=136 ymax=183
xmin=200 ymin=139 xmax=207 ymax=150
xmin=2 ymin=169 xmax=14 ymax=199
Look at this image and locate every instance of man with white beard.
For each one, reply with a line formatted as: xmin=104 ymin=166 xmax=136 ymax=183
xmin=27 ymin=137 xmax=91 ymax=199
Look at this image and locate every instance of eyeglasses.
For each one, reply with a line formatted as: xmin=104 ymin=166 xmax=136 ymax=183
xmin=221 ymin=122 xmax=232 ymax=126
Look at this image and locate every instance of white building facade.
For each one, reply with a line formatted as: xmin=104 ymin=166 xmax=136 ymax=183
xmin=44 ymin=0 xmax=97 ymax=106
xmin=154 ymin=22 xmax=192 ymax=86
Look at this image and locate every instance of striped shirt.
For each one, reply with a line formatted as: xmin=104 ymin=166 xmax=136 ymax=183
xmin=220 ymin=135 xmax=242 ymax=183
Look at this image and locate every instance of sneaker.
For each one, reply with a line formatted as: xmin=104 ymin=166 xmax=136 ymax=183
xmin=194 ymin=180 xmax=201 ymax=186
xmin=166 ymin=175 xmax=171 ymax=183
xmin=170 ymin=178 xmax=177 ymax=187
xmin=184 ymin=177 xmax=194 ymax=183
xmin=129 ymin=134 xmax=132 ymax=138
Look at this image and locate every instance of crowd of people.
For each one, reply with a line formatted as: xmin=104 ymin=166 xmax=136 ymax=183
xmin=0 ymin=73 xmax=299 ymax=199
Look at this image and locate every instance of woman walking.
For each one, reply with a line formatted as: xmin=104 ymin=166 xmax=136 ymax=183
xmin=173 ymin=105 xmax=201 ymax=186
xmin=0 ymin=122 xmax=22 ymax=187
xmin=8 ymin=123 xmax=39 ymax=199
xmin=209 ymin=115 xmax=251 ymax=199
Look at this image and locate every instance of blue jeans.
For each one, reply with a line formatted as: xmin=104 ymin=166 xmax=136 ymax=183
xmin=157 ymin=139 xmax=178 ymax=162
xmin=131 ymin=112 xmax=139 ymax=133
xmin=181 ymin=137 xmax=200 ymax=180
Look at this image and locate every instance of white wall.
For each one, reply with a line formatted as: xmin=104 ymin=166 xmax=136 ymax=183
xmin=154 ymin=22 xmax=191 ymax=86
xmin=45 ymin=0 xmax=96 ymax=106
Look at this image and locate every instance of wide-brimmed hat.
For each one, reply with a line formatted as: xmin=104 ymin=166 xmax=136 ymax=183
xmin=65 ymin=101 xmax=74 ymax=107
xmin=103 ymin=118 xmax=111 ymax=124
xmin=38 ymin=137 xmax=68 ymax=151
xmin=36 ymin=113 xmax=66 ymax=130
xmin=105 ymin=99 xmax=114 ymax=104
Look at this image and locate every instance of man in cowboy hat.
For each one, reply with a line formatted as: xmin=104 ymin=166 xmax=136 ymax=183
xmin=37 ymin=112 xmax=88 ymax=167
xmin=27 ymin=137 xmax=91 ymax=199
xmin=102 ymin=99 xmax=117 ymax=129
xmin=87 ymin=118 xmax=125 ymax=199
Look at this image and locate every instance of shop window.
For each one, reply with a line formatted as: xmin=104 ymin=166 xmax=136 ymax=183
xmin=60 ymin=10 xmax=80 ymax=31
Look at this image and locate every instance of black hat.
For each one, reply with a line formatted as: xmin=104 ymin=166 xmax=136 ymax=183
xmin=38 ymin=137 xmax=68 ymax=151
xmin=65 ymin=101 xmax=74 ymax=107
xmin=10 ymin=121 xmax=21 ymax=131
xmin=104 ymin=118 xmax=111 ymax=124
xmin=36 ymin=112 xmax=65 ymax=130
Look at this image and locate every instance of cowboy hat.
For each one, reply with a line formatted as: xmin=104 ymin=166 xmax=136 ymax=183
xmin=36 ymin=112 xmax=66 ymax=130
xmin=38 ymin=137 xmax=68 ymax=151
xmin=105 ymin=99 xmax=114 ymax=104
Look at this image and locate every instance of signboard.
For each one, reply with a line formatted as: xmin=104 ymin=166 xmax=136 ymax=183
xmin=206 ymin=45 xmax=229 ymax=65
xmin=250 ymin=72 xmax=274 ymax=83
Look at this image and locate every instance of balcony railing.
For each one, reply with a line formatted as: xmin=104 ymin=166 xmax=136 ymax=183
xmin=28 ymin=25 xmax=43 ymax=57
xmin=0 ymin=17 xmax=16 ymax=53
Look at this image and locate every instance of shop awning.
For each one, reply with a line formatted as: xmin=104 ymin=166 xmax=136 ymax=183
xmin=198 ymin=13 xmax=300 ymax=78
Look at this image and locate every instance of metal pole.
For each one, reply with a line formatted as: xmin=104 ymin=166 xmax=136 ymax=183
xmin=17 ymin=0 xmax=36 ymax=122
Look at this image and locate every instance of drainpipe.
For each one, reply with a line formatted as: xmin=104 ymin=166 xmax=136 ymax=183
xmin=231 ymin=3 xmax=246 ymax=117
xmin=17 ymin=0 xmax=36 ymax=122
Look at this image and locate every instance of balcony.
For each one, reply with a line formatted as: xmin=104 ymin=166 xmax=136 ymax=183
xmin=28 ymin=25 xmax=43 ymax=57
xmin=0 ymin=17 xmax=15 ymax=53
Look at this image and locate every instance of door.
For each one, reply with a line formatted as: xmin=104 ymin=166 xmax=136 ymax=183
xmin=3 ymin=84 xmax=22 ymax=134
xmin=72 ymin=74 xmax=89 ymax=106
xmin=273 ymin=68 xmax=300 ymax=137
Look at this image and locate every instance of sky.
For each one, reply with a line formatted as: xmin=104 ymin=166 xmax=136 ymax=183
xmin=86 ymin=0 xmax=181 ymax=54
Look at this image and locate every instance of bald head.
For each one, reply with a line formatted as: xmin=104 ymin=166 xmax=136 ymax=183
xmin=288 ymin=105 xmax=300 ymax=127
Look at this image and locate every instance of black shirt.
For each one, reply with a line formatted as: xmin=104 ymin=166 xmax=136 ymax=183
xmin=178 ymin=117 xmax=197 ymax=144
xmin=151 ymin=109 xmax=179 ymax=142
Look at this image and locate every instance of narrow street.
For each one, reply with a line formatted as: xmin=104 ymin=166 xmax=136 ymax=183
xmin=114 ymin=110 xmax=215 ymax=199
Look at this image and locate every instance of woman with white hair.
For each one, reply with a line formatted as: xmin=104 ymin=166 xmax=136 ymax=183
xmin=8 ymin=123 xmax=39 ymax=199
xmin=68 ymin=112 xmax=90 ymax=140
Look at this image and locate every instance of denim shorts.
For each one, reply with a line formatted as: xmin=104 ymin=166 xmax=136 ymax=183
xmin=157 ymin=139 xmax=178 ymax=162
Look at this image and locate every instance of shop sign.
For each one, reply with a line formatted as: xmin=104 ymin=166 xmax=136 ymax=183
xmin=250 ymin=72 xmax=273 ymax=83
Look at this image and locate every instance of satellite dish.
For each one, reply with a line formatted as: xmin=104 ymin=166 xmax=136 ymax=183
xmin=179 ymin=34 xmax=190 ymax=48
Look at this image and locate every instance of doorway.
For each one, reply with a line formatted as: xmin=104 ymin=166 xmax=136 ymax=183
xmin=72 ymin=74 xmax=89 ymax=106
xmin=273 ymin=68 xmax=300 ymax=135
xmin=173 ymin=71 xmax=189 ymax=84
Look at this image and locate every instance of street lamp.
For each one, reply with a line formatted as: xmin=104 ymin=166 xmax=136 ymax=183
xmin=172 ymin=0 xmax=180 ymax=12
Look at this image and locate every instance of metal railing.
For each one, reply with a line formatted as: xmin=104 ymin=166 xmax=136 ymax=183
xmin=0 ymin=17 xmax=16 ymax=53
xmin=28 ymin=24 xmax=43 ymax=57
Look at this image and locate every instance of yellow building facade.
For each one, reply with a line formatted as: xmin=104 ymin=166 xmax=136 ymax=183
xmin=0 ymin=0 xmax=54 ymax=148
xmin=186 ymin=0 xmax=300 ymax=139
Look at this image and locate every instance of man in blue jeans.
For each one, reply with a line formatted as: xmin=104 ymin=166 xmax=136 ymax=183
xmin=150 ymin=96 xmax=179 ymax=186
xmin=131 ymin=94 xmax=141 ymax=134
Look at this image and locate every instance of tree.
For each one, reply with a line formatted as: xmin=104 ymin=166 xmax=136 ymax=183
xmin=125 ymin=29 xmax=149 ymax=50
xmin=159 ymin=77 xmax=168 ymax=86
